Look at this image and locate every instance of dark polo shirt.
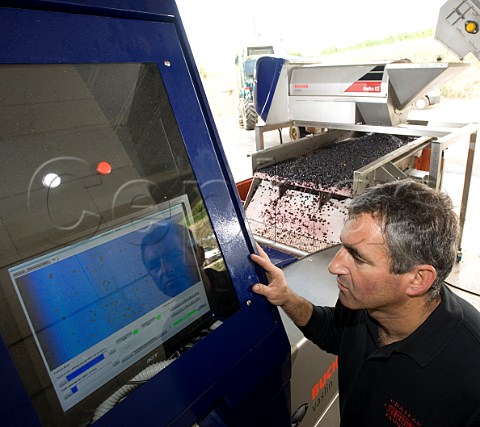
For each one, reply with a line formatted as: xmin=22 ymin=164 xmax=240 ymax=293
xmin=300 ymin=285 xmax=480 ymax=426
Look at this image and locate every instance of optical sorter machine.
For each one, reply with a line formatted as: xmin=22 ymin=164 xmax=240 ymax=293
xmin=0 ymin=1 xmax=293 ymax=426
xmin=242 ymin=2 xmax=480 ymax=424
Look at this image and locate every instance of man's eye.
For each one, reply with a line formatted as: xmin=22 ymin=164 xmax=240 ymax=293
xmin=148 ymin=259 xmax=161 ymax=273
xmin=350 ymin=253 xmax=366 ymax=265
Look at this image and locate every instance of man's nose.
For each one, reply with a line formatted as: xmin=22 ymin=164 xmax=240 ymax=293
xmin=328 ymin=247 xmax=349 ymax=275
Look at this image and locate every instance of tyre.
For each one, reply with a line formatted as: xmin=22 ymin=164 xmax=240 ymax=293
xmin=238 ymin=99 xmax=244 ymax=127
xmin=242 ymin=100 xmax=257 ymax=131
xmin=289 ymin=125 xmax=307 ymax=141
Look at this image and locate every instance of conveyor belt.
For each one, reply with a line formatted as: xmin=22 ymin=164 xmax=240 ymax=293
xmin=246 ymin=181 xmax=350 ymax=253
xmin=257 ymin=133 xmax=415 ymax=195
xmin=246 ymin=132 xmax=417 ymax=254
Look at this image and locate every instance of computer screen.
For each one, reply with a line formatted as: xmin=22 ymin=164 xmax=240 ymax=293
xmin=0 ymin=61 xmax=240 ymax=425
xmin=9 ymin=197 xmax=210 ymax=412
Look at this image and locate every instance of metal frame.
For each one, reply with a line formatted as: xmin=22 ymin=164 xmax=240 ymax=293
xmin=249 ymin=121 xmax=479 ymax=259
xmin=353 ymin=136 xmax=432 ymax=194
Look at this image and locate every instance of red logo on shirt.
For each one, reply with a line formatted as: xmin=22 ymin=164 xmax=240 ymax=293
xmin=384 ymin=399 xmax=422 ymax=426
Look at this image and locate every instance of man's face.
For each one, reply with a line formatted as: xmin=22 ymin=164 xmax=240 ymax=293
xmin=142 ymin=225 xmax=200 ymax=297
xmin=328 ymin=213 xmax=411 ymax=313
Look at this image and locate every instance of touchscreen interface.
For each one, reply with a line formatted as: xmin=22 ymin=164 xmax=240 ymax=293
xmin=0 ymin=60 xmax=240 ymax=426
xmin=9 ymin=197 xmax=209 ymax=412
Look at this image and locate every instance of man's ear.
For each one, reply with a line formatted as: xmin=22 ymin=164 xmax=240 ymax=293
xmin=405 ymin=265 xmax=437 ymax=297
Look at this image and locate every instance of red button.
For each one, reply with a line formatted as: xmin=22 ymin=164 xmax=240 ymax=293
xmin=96 ymin=161 xmax=112 ymax=175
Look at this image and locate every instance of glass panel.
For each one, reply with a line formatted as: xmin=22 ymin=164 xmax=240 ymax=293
xmin=0 ymin=63 xmax=239 ymax=425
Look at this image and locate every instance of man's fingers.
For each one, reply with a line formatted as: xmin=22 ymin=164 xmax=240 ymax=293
xmin=250 ymin=252 xmax=268 ymax=268
xmin=255 ymin=242 xmax=267 ymax=257
xmin=252 ymin=283 xmax=279 ymax=303
xmin=251 ymin=252 xmax=278 ymax=275
xmin=252 ymin=283 xmax=267 ymax=295
xmin=250 ymin=252 xmax=262 ymax=263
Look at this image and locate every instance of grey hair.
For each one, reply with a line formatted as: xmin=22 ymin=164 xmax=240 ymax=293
xmin=348 ymin=179 xmax=459 ymax=299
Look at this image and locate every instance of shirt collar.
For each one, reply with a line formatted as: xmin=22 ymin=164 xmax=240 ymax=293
xmin=366 ymin=285 xmax=463 ymax=367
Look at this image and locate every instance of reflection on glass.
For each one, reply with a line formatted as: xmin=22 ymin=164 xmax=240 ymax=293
xmin=141 ymin=220 xmax=239 ymax=319
xmin=0 ymin=62 xmax=239 ymax=426
xmin=142 ymin=221 xmax=201 ymax=297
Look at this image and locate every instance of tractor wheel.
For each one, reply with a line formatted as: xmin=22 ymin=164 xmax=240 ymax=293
xmin=289 ymin=125 xmax=307 ymax=141
xmin=238 ymin=99 xmax=244 ymax=127
xmin=242 ymin=100 xmax=257 ymax=131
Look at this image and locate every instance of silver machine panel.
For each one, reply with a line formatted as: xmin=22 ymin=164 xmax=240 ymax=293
xmin=436 ymin=0 xmax=480 ymax=60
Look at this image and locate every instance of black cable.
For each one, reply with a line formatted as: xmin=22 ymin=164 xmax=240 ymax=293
xmin=445 ymin=281 xmax=480 ymax=298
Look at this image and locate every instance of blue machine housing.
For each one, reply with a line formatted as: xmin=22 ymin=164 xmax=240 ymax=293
xmin=254 ymin=56 xmax=286 ymax=123
xmin=0 ymin=1 xmax=291 ymax=426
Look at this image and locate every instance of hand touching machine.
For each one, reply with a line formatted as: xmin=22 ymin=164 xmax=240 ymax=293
xmin=0 ymin=1 xmax=291 ymax=426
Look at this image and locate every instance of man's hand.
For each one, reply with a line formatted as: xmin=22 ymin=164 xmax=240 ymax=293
xmin=250 ymin=243 xmax=313 ymax=327
xmin=250 ymin=244 xmax=293 ymax=306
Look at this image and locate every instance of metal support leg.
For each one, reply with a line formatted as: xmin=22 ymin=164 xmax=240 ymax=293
xmin=255 ymin=121 xmax=292 ymax=152
xmin=428 ymin=141 xmax=443 ymax=190
xmin=255 ymin=125 xmax=265 ymax=151
xmin=457 ymin=128 xmax=478 ymax=261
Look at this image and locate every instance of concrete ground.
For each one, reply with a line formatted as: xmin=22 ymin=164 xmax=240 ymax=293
xmin=211 ymin=98 xmax=480 ymax=310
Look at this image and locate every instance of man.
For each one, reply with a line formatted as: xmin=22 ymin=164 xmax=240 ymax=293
xmin=251 ymin=179 xmax=480 ymax=426
xmin=142 ymin=220 xmax=201 ymax=297
xmin=142 ymin=220 xmax=239 ymax=318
